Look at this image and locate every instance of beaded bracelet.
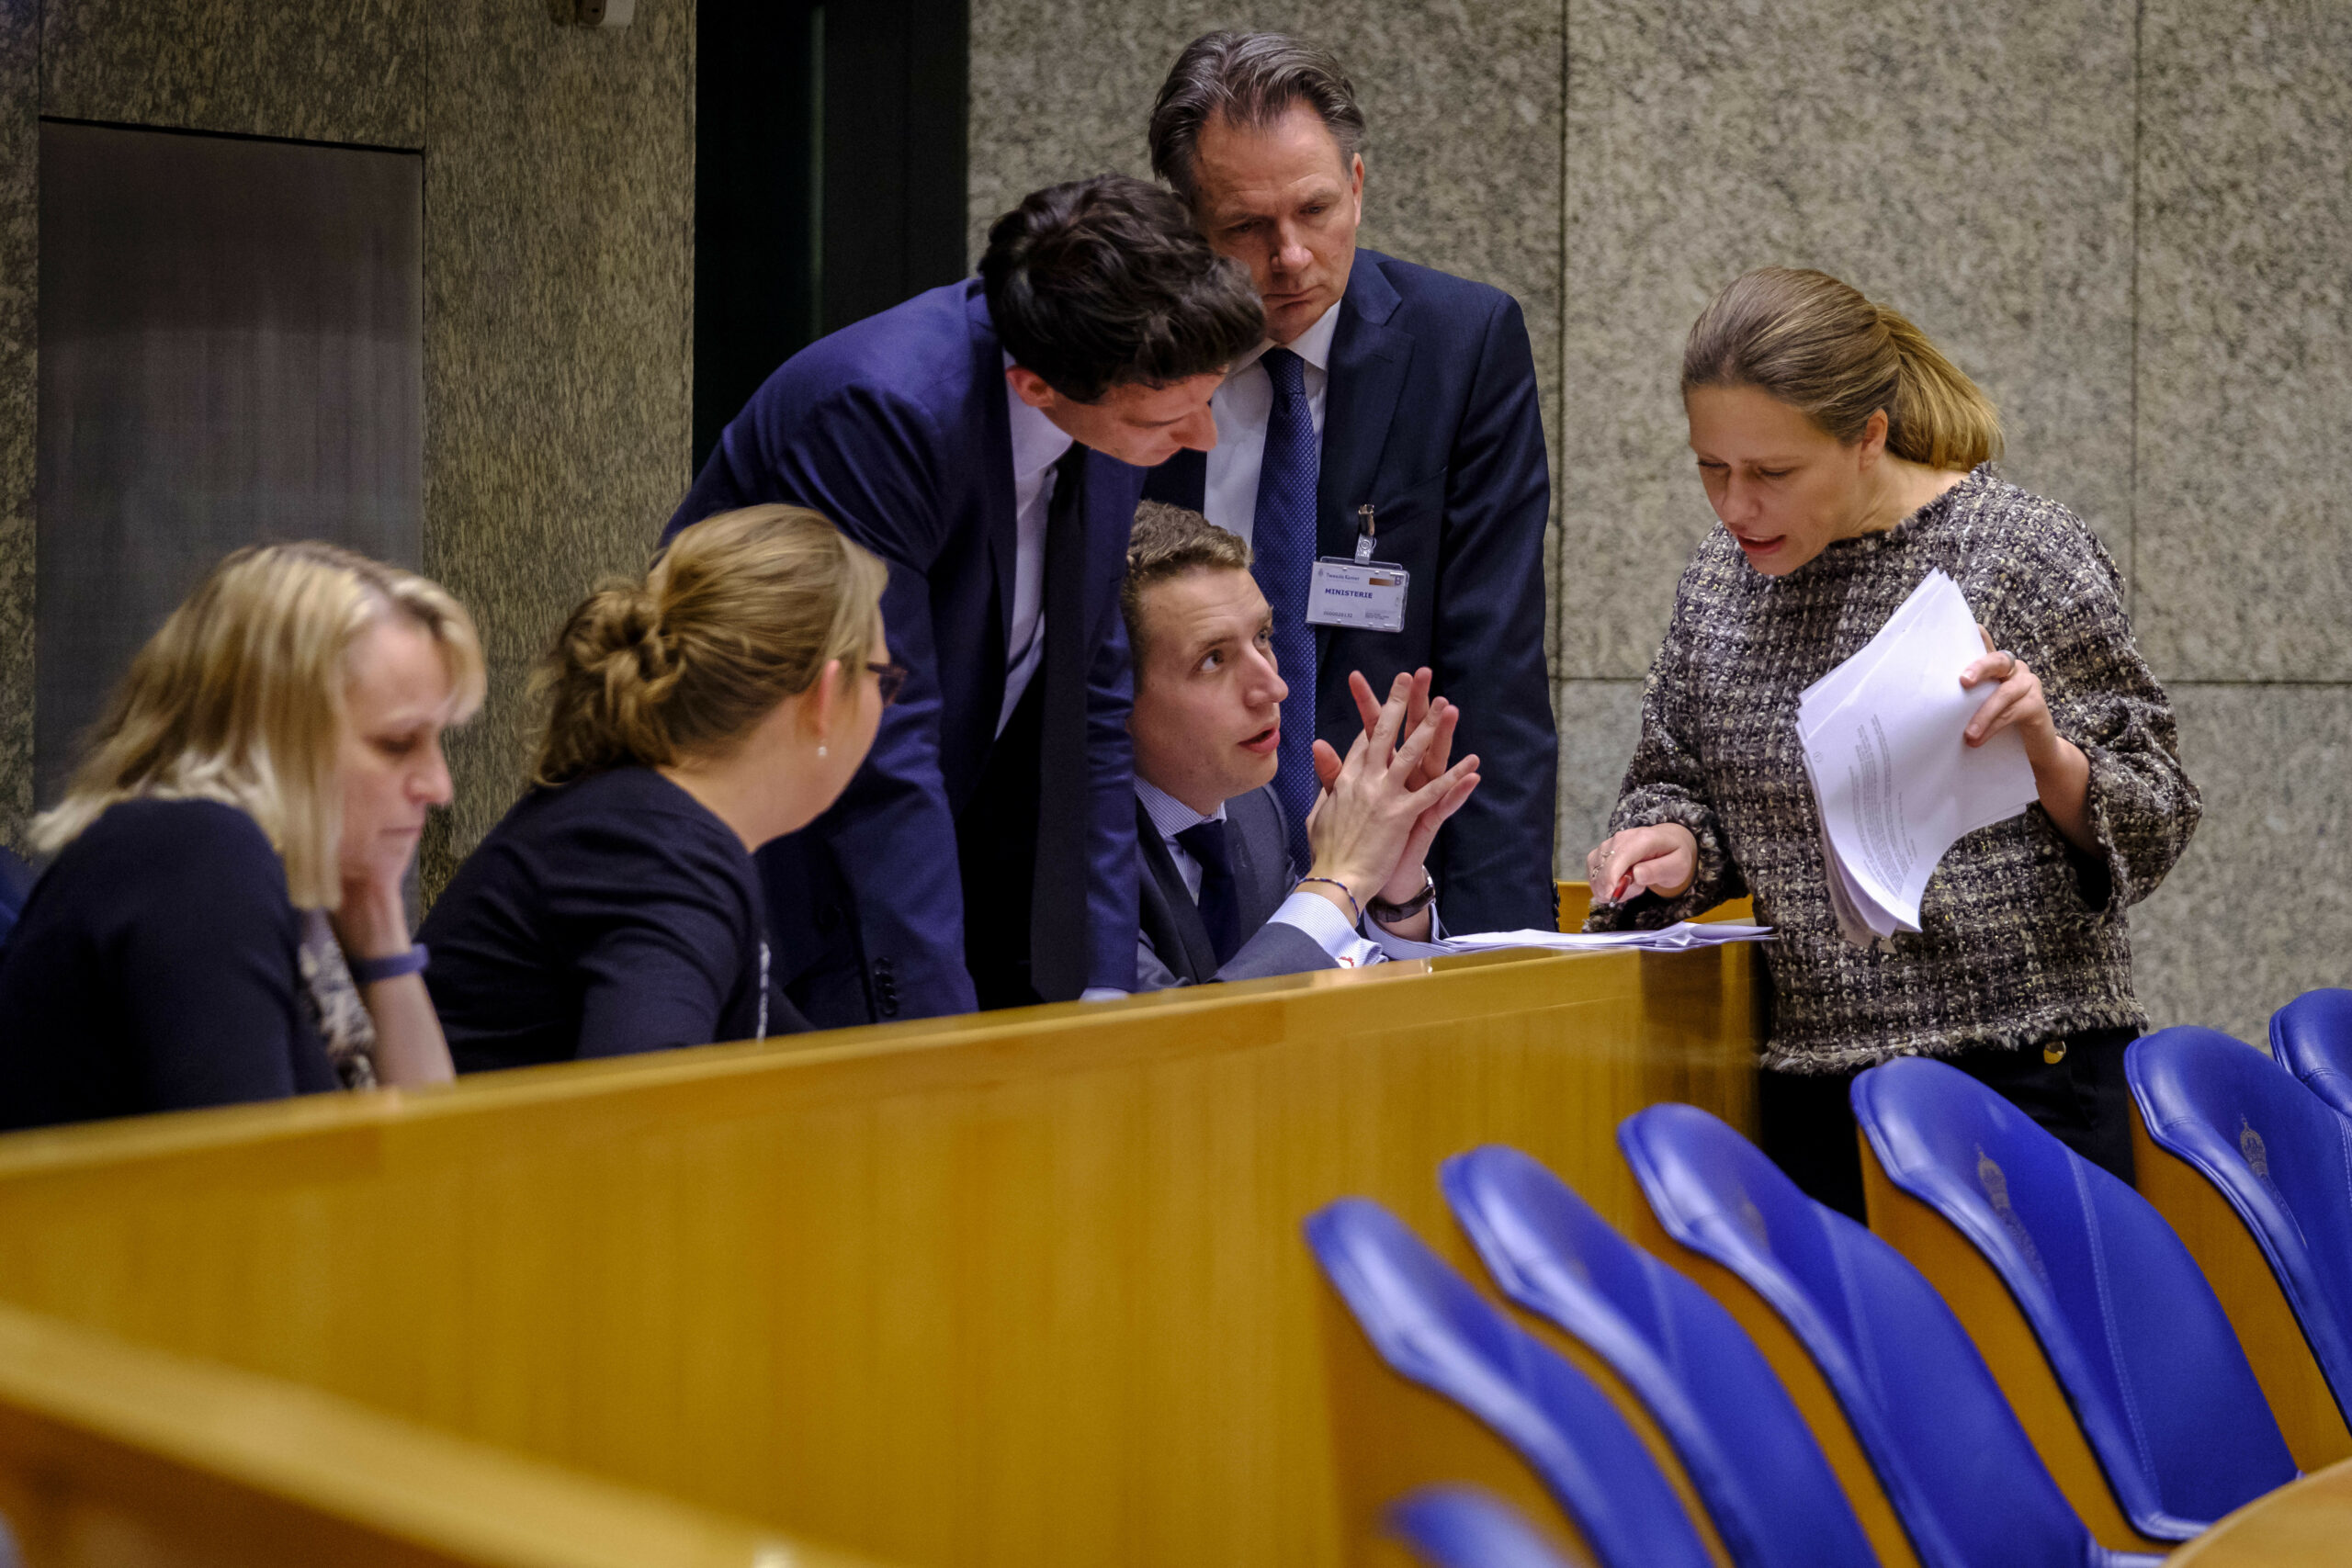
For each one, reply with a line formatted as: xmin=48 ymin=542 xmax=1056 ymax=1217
xmin=349 ymin=944 xmax=429 ymax=986
xmin=1295 ymin=876 xmax=1362 ymax=926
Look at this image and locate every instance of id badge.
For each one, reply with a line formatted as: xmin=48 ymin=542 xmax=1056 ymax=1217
xmin=1304 ymin=502 xmax=1408 ymax=633
xmin=1306 ymin=558 xmax=1409 ymax=632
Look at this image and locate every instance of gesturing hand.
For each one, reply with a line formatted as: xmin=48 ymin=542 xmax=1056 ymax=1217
xmin=1300 ymin=678 xmax=1480 ymax=921
xmin=1311 ymin=669 xmax=1474 ymax=906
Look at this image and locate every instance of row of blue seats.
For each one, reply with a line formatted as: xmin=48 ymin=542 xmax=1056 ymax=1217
xmin=1321 ymin=989 xmax=2352 ymax=1568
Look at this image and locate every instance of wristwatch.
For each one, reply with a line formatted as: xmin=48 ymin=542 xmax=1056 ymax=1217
xmin=1368 ymin=873 xmax=1437 ymax=926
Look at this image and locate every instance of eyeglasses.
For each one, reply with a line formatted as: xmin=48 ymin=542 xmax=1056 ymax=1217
xmin=866 ymin=660 xmax=909 ymax=707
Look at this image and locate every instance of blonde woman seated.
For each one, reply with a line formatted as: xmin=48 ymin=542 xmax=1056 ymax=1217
xmin=0 ymin=544 xmax=485 ymax=1130
xmin=421 ymin=505 xmax=891 ymax=1069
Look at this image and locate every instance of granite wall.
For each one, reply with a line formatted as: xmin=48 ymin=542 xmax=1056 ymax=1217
xmin=0 ymin=0 xmax=694 ymax=879
xmin=967 ymin=1 xmax=1566 ymax=664
xmin=971 ymin=0 xmax=2352 ymax=1040
xmin=0 ymin=3 xmax=35 ymax=848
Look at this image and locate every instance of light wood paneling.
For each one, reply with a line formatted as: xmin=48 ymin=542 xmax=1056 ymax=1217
xmin=1857 ymin=1136 xmax=2171 ymax=1553
xmin=2167 ymin=1456 xmax=2352 ymax=1565
xmin=0 ymin=939 xmax=1763 ymax=1567
xmin=2129 ymin=1102 xmax=2352 ymax=1472
xmin=0 ymin=1297 xmax=843 ymax=1568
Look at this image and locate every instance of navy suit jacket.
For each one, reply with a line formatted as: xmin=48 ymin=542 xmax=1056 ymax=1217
xmin=1144 ymin=250 xmax=1556 ymax=931
xmin=666 ymin=280 xmax=1146 ymax=1023
xmin=1134 ymin=784 xmax=1329 ymax=989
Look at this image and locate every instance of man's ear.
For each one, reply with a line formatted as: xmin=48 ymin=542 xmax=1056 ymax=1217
xmin=1005 ymin=364 xmax=1057 ymax=412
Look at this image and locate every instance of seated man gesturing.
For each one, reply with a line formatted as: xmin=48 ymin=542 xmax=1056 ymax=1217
xmin=1122 ymin=502 xmax=1478 ymax=988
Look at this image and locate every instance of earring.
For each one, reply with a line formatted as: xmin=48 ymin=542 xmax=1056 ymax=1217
xmin=817 ymin=743 xmax=828 ymax=758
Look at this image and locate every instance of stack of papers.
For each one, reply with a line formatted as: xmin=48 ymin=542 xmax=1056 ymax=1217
xmin=1381 ymin=921 xmax=1773 ymax=959
xmin=1797 ymin=569 xmax=2039 ymax=945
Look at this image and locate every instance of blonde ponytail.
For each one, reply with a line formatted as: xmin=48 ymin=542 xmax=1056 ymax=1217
xmin=1876 ymin=304 xmax=2004 ymax=469
xmin=1683 ymin=268 xmax=2003 ymax=470
xmin=533 ymin=505 xmax=888 ymax=787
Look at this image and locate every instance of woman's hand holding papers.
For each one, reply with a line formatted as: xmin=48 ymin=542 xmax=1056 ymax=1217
xmin=1961 ymin=626 xmax=2095 ymax=852
xmin=1586 ymin=824 xmax=1699 ymax=906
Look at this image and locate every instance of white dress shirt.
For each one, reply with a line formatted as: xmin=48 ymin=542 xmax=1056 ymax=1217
xmin=1202 ymin=301 xmax=1343 ymax=544
xmin=1001 ymin=369 xmax=1076 ymax=735
xmin=1135 ymin=777 xmax=1435 ymax=970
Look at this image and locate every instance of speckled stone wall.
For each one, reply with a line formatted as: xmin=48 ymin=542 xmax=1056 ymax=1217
xmin=967 ymin=1 xmax=1566 ymax=667
xmin=973 ymin=0 xmax=2352 ymax=1038
xmin=2127 ymin=0 xmax=2352 ymax=1040
xmin=0 ymin=3 xmax=34 ymax=850
xmin=41 ymin=0 xmax=425 ymax=149
xmin=419 ymin=3 xmax=695 ymax=886
xmin=0 ymin=0 xmax=694 ymax=874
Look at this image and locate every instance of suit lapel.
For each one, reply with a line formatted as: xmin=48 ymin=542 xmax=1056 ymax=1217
xmin=1135 ymin=799 xmax=1220 ymax=984
xmin=1316 ymin=254 xmax=1411 ymax=668
xmin=970 ymin=286 xmax=1020 ymax=647
xmin=1226 ymin=787 xmax=1295 ymax=931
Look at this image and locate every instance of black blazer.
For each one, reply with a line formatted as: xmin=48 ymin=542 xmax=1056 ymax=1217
xmin=1144 ymin=249 xmax=1557 ymax=932
xmin=421 ymin=767 xmax=808 ymax=1072
xmin=1135 ymin=784 xmax=1331 ymax=990
xmin=0 ymin=799 xmax=340 ymax=1131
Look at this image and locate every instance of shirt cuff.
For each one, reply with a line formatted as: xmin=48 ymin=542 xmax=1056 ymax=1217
xmin=1078 ymin=987 xmax=1130 ymax=1003
xmin=1272 ymin=890 xmax=1385 ymax=969
xmin=1363 ymin=901 xmax=1444 ymax=959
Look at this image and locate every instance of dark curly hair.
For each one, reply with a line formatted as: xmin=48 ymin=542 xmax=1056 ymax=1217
xmin=979 ymin=175 xmax=1262 ymax=404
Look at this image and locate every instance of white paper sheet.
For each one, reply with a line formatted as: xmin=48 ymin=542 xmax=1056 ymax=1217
xmin=1797 ymin=569 xmax=2040 ymax=943
xmin=1378 ymin=921 xmax=1775 ymax=959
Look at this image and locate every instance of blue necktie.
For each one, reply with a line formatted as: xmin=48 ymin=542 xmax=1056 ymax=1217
xmin=1174 ymin=818 xmax=1242 ymax=967
xmin=1251 ymin=347 xmax=1319 ymax=869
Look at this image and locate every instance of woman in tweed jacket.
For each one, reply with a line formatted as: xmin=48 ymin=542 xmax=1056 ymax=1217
xmin=1587 ymin=269 xmax=2198 ymax=1219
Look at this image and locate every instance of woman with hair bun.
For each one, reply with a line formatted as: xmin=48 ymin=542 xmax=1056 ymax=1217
xmin=1586 ymin=268 xmax=2199 ymax=1217
xmin=0 ymin=543 xmax=486 ymax=1129
xmin=421 ymin=504 xmax=894 ymax=1069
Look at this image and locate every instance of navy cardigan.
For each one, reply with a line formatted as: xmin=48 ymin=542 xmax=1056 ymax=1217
xmin=421 ymin=766 xmax=808 ymax=1072
xmin=0 ymin=798 xmax=339 ymax=1131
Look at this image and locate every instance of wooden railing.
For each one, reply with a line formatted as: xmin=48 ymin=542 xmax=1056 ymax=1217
xmin=0 ymin=901 xmax=1764 ymax=1566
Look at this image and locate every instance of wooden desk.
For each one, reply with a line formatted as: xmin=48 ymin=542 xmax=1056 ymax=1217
xmin=2167 ymin=1457 xmax=2352 ymax=1564
xmin=0 ymin=931 xmax=1762 ymax=1567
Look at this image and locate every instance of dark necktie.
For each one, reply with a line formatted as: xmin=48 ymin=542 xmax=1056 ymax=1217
xmin=1029 ymin=444 xmax=1091 ymax=1001
xmin=1174 ymin=818 xmax=1242 ymax=967
xmin=1251 ymin=346 xmax=1319 ymax=870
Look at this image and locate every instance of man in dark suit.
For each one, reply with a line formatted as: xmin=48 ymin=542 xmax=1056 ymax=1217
xmin=667 ymin=177 xmax=1262 ymax=1024
xmin=1142 ymin=31 xmax=1559 ymax=934
xmin=1121 ymin=502 xmax=1478 ymax=989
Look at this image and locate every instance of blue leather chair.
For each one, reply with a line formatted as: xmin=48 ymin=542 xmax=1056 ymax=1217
xmin=1851 ymin=1055 xmax=2297 ymax=1541
xmin=1388 ymin=1487 xmax=1581 ymax=1568
xmin=1439 ymin=1144 xmax=1874 ymax=1568
xmin=1303 ymin=1198 xmax=1714 ymax=1568
xmin=2270 ymin=988 xmax=2352 ymax=1120
xmin=2128 ymin=1026 xmax=2352 ymax=1461
xmin=1617 ymin=1102 xmax=2161 ymax=1568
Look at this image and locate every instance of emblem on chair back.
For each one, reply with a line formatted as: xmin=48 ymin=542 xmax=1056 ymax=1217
xmin=1974 ymin=1145 xmax=2048 ymax=1283
xmin=2237 ymin=1116 xmax=2270 ymax=1180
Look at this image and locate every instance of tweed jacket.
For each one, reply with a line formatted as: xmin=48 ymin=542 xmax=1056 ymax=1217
xmin=1589 ymin=467 xmax=2199 ymax=1073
